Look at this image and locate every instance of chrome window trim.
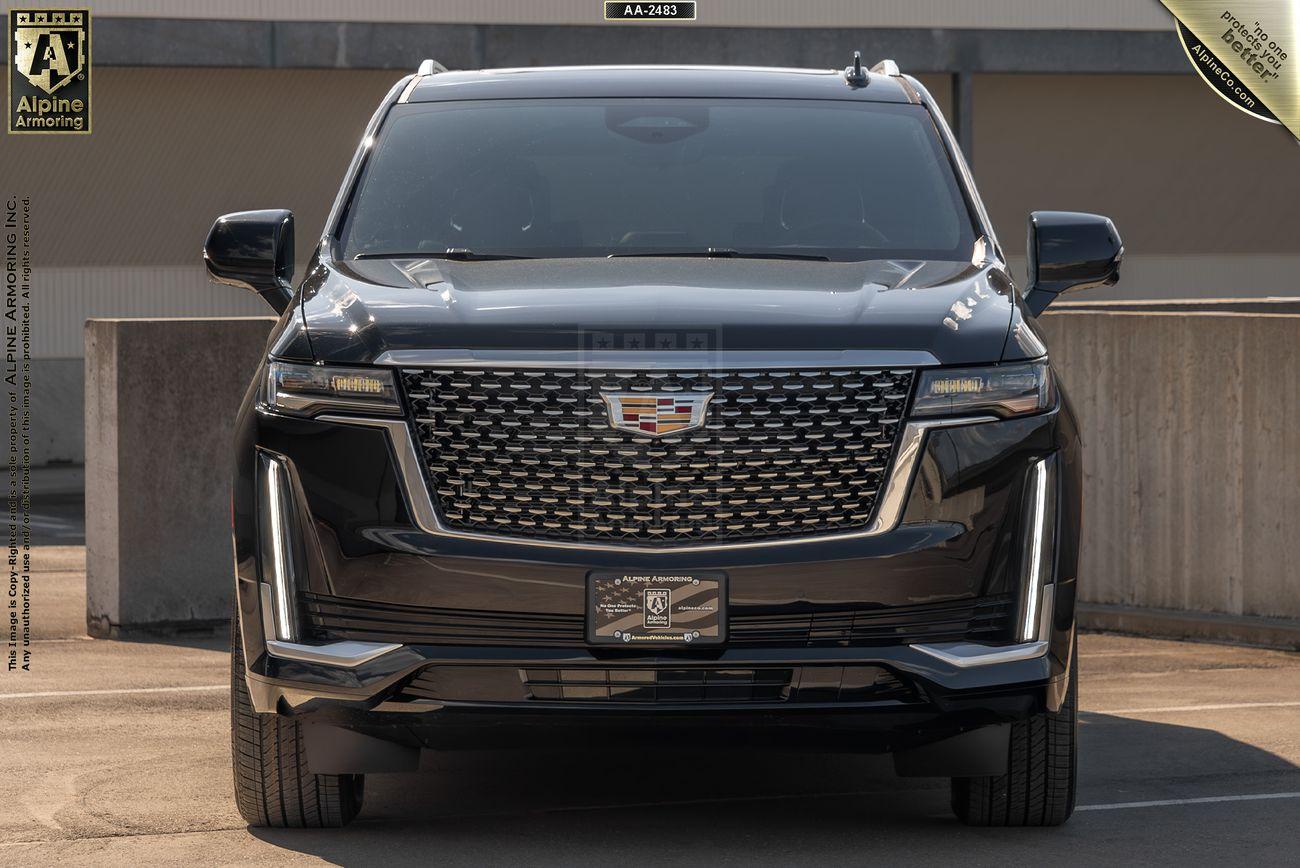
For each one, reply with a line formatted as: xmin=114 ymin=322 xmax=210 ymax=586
xmin=317 ymin=411 xmax=997 ymax=554
xmin=397 ymin=74 xmax=423 ymax=103
xmin=322 ymin=73 xmax=415 ymax=251
xmin=902 ymin=74 xmax=1003 ymax=261
xmin=370 ymin=348 xmax=941 ymax=369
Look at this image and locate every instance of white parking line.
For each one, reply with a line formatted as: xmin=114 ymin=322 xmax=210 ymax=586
xmin=1078 ymin=792 xmax=1300 ymax=811
xmin=1082 ymin=650 xmax=1188 ymax=658
xmin=1085 ymin=700 xmax=1300 ymax=715
xmin=0 ymin=685 xmax=225 ymax=700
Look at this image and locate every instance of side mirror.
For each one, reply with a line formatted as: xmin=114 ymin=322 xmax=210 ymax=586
xmin=1024 ymin=211 xmax=1122 ymax=315
xmin=203 ymin=209 xmax=295 ymax=313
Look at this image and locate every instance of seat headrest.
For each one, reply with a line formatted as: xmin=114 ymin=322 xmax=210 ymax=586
xmin=779 ymin=178 xmax=865 ymax=232
xmin=448 ymin=169 xmax=536 ymax=241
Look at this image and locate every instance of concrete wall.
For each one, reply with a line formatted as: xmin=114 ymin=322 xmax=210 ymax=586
xmin=1040 ymin=310 xmax=1300 ymax=621
xmin=84 ymin=317 xmax=275 ymax=635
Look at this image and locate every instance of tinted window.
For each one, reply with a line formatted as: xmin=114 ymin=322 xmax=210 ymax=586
xmin=340 ymin=99 xmax=976 ymax=261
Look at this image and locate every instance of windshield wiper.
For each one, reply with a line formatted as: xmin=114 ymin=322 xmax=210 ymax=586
xmin=354 ymin=248 xmax=536 ymax=261
xmin=609 ymin=248 xmax=830 ymax=261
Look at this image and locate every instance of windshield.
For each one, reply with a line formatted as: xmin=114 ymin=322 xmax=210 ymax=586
xmin=338 ymin=98 xmax=978 ymax=262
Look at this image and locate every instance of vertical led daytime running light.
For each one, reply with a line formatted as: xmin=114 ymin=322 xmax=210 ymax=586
xmin=1020 ymin=458 xmax=1053 ymax=642
xmin=262 ymin=455 xmax=297 ymax=642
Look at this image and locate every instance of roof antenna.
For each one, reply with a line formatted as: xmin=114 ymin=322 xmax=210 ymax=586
xmin=844 ymin=51 xmax=867 ymax=87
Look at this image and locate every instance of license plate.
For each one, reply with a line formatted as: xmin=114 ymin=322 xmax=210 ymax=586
xmin=587 ymin=571 xmax=726 ymax=646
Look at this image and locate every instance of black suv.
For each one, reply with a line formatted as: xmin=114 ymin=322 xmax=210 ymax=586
xmin=206 ymin=58 xmax=1121 ymax=829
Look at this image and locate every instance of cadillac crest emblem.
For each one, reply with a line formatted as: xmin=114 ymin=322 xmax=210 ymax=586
xmin=602 ymin=392 xmax=712 ymax=437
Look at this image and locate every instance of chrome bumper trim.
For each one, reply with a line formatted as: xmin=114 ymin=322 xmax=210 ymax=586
xmin=911 ymin=639 xmax=1049 ymax=668
xmin=912 ymin=584 xmax=1056 ymax=668
xmin=266 ymin=639 xmax=404 ymax=668
xmin=315 ymin=413 xmax=997 ymax=553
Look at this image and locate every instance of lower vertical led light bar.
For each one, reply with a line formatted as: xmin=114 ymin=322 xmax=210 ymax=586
xmin=1019 ymin=457 xmax=1058 ymax=642
xmin=258 ymin=451 xmax=299 ymax=643
xmin=913 ymin=455 xmax=1057 ymax=667
xmin=255 ymin=450 xmax=402 ymax=667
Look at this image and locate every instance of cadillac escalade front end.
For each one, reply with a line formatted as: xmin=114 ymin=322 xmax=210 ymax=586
xmin=205 ymin=58 xmax=1121 ymax=829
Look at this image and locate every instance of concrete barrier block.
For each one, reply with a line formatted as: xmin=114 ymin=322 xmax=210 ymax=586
xmin=1041 ymin=310 xmax=1300 ymax=621
xmin=84 ymin=317 xmax=276 ymax=636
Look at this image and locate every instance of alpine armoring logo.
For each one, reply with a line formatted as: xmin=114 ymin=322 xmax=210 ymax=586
xmin=8 ymin=8 xmax=91 ymax=134
xmin=642 ymin=589 xmax=671 ymax=628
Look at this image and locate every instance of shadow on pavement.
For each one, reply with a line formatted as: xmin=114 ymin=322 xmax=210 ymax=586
xmin=247 ymin=714 xmax=1300 ymax=865
xmin=112 ymin=631 xmax=229 ymax=651
xmin=31 ymin=494 xmax=85 ymax=546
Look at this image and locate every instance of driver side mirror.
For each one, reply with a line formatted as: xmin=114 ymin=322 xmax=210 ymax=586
xmin=1024 ymin=211 xmax=1123 ymax=316
xmin=203 ymin=209 xmax=296 ymax=313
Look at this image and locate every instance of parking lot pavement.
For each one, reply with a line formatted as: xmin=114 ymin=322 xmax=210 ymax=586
xmin=3 ymin=548 xmax=1298 ymax=866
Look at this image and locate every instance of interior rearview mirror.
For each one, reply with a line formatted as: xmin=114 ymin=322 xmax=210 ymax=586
xmin=1024 ymin=211 xmax=1122 ymax=316
xmin=203 ymin=209 xmax=296 ymax=313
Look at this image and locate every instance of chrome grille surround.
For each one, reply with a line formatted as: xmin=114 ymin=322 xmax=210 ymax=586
xmin=401 ymin=366 xmax=915 ymax=545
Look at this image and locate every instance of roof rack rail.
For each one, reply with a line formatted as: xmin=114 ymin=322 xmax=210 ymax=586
xmin=871 ymin=59 xmax=901 ymax=77
xmin=417 ymin=58 xmax=448 ymax=76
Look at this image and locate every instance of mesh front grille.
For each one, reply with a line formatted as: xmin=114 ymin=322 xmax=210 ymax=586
xmin=727 ymin=596 xmax=1015 ymax=646
xmin=519 ymin=667 xmax=797 ymax=704
xmin=401 ymin=366 xmax=914 ymax=545
xmin=396 ymin=665 xmax=919 ymax=705
xmin=302 ymin=593 xmax=1015 ymax=649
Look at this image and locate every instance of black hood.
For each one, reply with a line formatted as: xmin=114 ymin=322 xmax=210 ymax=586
xmin=293 ymin=255 xmax=1025 ymax=366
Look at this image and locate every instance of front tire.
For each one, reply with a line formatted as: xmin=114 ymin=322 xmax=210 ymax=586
xmin=230 ymin=612 xmax=365 ymax=828
xmin=949 ymin=646 xmax=1077 ymax=826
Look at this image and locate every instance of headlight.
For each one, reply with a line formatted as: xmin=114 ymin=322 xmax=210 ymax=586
xmin=265 ymin=360 xmax=401 ymax=417
xmin=911 ymin=360 xmax=1054 ymax=419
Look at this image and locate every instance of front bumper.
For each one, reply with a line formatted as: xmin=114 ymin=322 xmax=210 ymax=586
xmin=250 ymin=580 xmax=1066 ymax=712
xmin=278 ymin=642 xmax=1063 ymax=774
xmin=241 ymin=581 xmax=1074 ymax=736
xmin=231 ymin=372 xmax=1082 ymax=748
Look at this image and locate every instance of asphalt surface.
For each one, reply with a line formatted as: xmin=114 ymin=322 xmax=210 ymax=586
xmin=4 ymin=546 xmax=1298 ymax=866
